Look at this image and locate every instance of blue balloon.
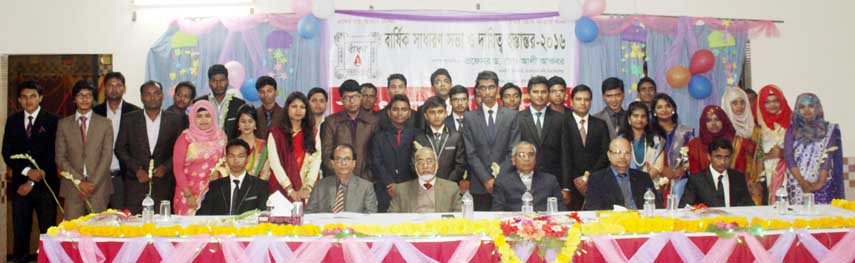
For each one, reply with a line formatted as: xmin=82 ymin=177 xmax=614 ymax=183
xmin=297 ymin=15 xmax=320 ymax=39
xmin=575 ymin=17 xmax=599 ymax=43
xmin=241 ymin=79 xmax=260 ymax=102
xmin=688 ymin=75 xmax=712 ymax=99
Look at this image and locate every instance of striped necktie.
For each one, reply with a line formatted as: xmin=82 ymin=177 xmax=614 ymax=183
xmin=332 ymin=184 xmax=345 ymax=213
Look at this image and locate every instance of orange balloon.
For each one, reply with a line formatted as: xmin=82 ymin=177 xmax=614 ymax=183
xmin=666 ymin=66 xmax=691 ymax=88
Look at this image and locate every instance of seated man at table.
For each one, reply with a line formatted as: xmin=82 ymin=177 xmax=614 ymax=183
xmin=681 ymin=139 xmax=754 ymax=208
xmin=584 ymin=138 xmax=663 ymax=210
xmin=389 ymin=147 xmax=461 ymax=213
xmin=307 ymin=144 xmax=378 ymax=213
xmin=198 ymin=139 xmax=269 ymax=215
xmin=492 ymin=142 xmax=563 ymax=212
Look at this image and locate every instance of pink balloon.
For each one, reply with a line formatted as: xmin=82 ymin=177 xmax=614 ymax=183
xmin=224 ymin=61 xmax=246 ymax=89
xmin=582 ymin=0 xmax=606 ymax=17
xmin=689 ymin=49 xmax=716 ymax=74
xmin=292 ymin=0 xmax=312 ymax=16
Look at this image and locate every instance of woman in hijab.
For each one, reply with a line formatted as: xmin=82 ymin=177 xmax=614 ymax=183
xmin=784 ymin=93 xmax=843 ymax=204
xmin=686 ymin=106 xmax=736 ymax=175
xmin=172 ymin=100 xmax=228 ymax=215
xmin=721 ymin=87 xmax=762 ymax=204
xmin=754 ymin=84 xmax=792 ymax=205
xmin=267 ymin=92 xmax=322 ymax=202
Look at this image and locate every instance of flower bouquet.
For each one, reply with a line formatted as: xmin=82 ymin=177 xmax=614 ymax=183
xmin=500 ymin=214 xmax=577 ymax=261
xmin=706 ymin=221 xmax=761 ymax=238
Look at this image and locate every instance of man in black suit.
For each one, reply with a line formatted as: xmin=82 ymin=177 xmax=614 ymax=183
xmin=518 ymin=76 xmax=571 ymax=202
xmin=93 ymin=72 xmax=142 ymax=210
xmin=566 ymin=84 xmax=611 ymax=210
xmin=462 ymin=71 xmax=521 ymax=210
xmin=371 ymin=95 xmax=417 ymax=212
xmin=547 ymin=76 xmax=573 ymax=118
xmin=376 ymin=74 xmax=424 ymax=131
xmin=418 ymin=69 xmax=454 ymax=117
xmin=198 ymin=139 xmax=269 ymax=215
xmin=681 ymin=139 xmax=755 ymax=207
xmin=115 ymin=81 xmax=187 ymax=214
xmin=193 ymin=64 xmax=247 ymax=139
xmin=492 ymin=142 xmax=563 ymax=212
xmin=446 ymin=85 xmax=469 ymax=133
xmin=2 ymin=81 xmax=59 ymax=263
xmin=584 ymin=138 xmax=663 ymax=210
xmin=414 ymin=96 xmax=466 ymax=183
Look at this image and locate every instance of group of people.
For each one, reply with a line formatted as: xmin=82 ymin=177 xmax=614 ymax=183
xmin=2 ymin=64 xmax=844 ymax=262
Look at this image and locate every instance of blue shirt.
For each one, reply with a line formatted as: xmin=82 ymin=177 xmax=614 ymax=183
xmin=610 ymin=166 xmax=636 ymax=209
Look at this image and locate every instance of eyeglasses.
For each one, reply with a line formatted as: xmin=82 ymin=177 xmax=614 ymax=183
xmin=609 ymin=150 xmax=632 ymax=156
xmin=416 ymin=159 xmax=436 ymax=166
xmin=515 ymin=152 xmax=535 ymax=159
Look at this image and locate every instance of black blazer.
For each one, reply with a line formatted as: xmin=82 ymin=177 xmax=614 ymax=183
xmin=193 ymin=95 xmax=247 ymax=139
xmin=518 ymin=107 xmax=570 ymax=186
xmin=370 ymin=125 xmax=417 ymax=186
xmin=444 ymin=115 xmax=463 ymax=133
xmin=93 ymin=100 xmax=141 ymax=117
xmin=198 ymin=174 xmax=270 ymax=215
xmin=376 ymin=108 xmax=425 ymax=133
xmin=462 ymin=106 xmax=521 ymax=194
xmin=492 ymin=171 xmax=563 ymax=212
xmin=583 ymin=168 xmax=663 ymax=210
xmin=566 ymin=114 xmax=610 ymax=182
xmin=2 ymin=110 xmax=59 ymax=193
xmin=414 ymin=126 xmax=466 ymax=182
xmin=681 ymin=168 xmax=755 ymax=207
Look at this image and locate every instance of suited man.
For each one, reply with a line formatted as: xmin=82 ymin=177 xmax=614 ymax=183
xmin=55 ymin=81 xmax=114 ymax=219
xmin=390 ymin=147 xmax=462 ymax=213
xmin=566 ymin=84 xmax=611 ymax=210
xmin=255 ymin=76 xmax=285 ymax=139
xmin=2 ymin=81 xmax=59 ymax=263
xmin=376 ymin=74 xmax=425 ymax=131
xmin=584 ymin=138 xmax=663 ymax=210
xmin=518 ymin=76 xmax=571 ymax=197
xmin=417 ymin=69 xmax=454 ymax=118
xmin=593 ymin=77 xmax=626 ymax=140
xmin=547 ymin=76 xmax=573 ymax=118
xmin=198 ymin=139 xmax=270 ymax=215
xmin=414 ymin=96 xmax=466 ymax=183
xmin=307 ymin=144 xmax=378 ymax=213
xmin=115 ymin=81 xmax=187 ymax=214
xmin=681 ymin=139 xmax=755 ymax=207
xmin=371 ymin=95 xmax=417 ymax=212
xmin=462 ymin=71 xmax=521 ymax=210
xmin=93 ymin=72 xmax=142 ymax=210
xmin=321 ymin=79 xmax=378 ymax=181
xmin=445 ymin=85 xmax=469 ymax=133
xmin=492 ymin=142 xmax=563 ymax=212
xmin=193 ymin=64 xmax=247 ymax=139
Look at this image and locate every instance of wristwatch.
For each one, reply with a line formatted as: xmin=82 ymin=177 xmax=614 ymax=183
xmin=27 ymin=180 xmax=35 ymax=186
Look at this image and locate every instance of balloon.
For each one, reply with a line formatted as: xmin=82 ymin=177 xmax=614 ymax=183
xmin=312 ymin=0 xmax=335 ymax=19
xmin=575 ymin=17 xmax=598 ymax=43
xmin=240 ymin=78 xmax=260 ymax=102
xmin=292 ymin=0 xmax=312 ymax=17
xmin=224 ymin=61 xmax=245 ymax=89
xmin=559 ymin=0 xmax=582 ymax=20
xmin=666 ymin=66 xmax=691 ymax=88
xmin=298 ymin=15 xmax=320 ymax=39
xmin=688 ymin=75 xmax=713 ymax=99
xmin=689 ymin=49 xmax=715 ymax=74
xmin=582 ymin=0 xmax=606 ymax=17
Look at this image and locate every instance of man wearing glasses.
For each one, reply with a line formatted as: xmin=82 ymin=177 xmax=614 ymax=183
xmin=583 ymin=138 xmax=662 ymax=210
xmin=491 ymin=142 xmax=563 ymax=211
xmin=321 ymin=79 xmax=379 ymax=181
xmin=388 ymin=147 xmax=461 ymax=213
xmin=307 ymin=144 xmax=378 ymax=213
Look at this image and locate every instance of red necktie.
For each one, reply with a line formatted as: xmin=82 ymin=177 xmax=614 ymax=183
xmin=580 ymin=119 xmax=587 ymax=146
xmin=79 ymin=116 xmax=88 ymax=144
xmin=396 ymin=128 xmax=402 ymax=146
xmin=423 ymin=183 xmax=432 ymax=190
xmin=26 ymin=116 xmax=33 ymax=138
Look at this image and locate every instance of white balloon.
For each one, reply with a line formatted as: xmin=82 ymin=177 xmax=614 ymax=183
xmin=312 ymin=0 xmax=335 ymax=19
xmin=559 ymin=0 xmax=583 ymax=20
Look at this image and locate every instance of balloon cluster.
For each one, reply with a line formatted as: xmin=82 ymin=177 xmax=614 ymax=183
xmin=562 ymin=0 xmax=605 ymax=43
xmin=666 ymin=49 xmax=716 ymax=99
xmin=294 ymin=0 xmax=335 ymax=39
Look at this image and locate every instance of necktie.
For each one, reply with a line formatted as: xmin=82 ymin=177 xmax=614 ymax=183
xmin=456 ymin=118 xmax=463 ymax=130
xmin=423 ymin=182 xmax=433 ymax=190
xmin=231 ymin=179 xmax=241 ymax=215
xmin=716 ymin=175 xmax=725 ymax=206
xmin=396 ymin=128 xmax=403 ymax=146
xmin=487 ymin=110 xmax=496 ymax=143
xmin=534 ymin=112 xmax=543 ymax=138
xmin=618 ymin=173 xmax=633 ymax=209
xmin=26 ymin=116 xmax=33 ymax=139
xmin=265 ymin=111 xmax=273 ymax=129
xmin=79 ymin=116 xmax=88 ymax=144
xmin=333 ymin=184 xmax=345 ymax=213
xmin=579 ymin=119 xmax=587 ymax=146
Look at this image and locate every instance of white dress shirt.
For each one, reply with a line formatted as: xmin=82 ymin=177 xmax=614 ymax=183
xmin=529 ymin=106 xmax=546 ymax=129
xmin=144 ymin=111 xmax=162 ymax=156
xmin=229 ymin=172 xmax=247 ymax=214
xmin=709 ymin=167 xmax=731 ymax=207
xmin=572 ymin=112 xmax=589 ymax=133
xmin=106 ymin=101 xmax=123 ymax=171
xmin=520 ymin=171 xmax=534 ymax=191
xmin=481 ymin=103 xmax=499 ymax=125
xmin=452 ymin=112 xmax=465 ymax=131
xmin=21 ymin=107 xmax=42 ymax=177
xmin=419 ymin=176 xmax=437 ymax=191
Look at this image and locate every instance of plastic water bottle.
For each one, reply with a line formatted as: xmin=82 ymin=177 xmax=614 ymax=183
xmin=775 ymin=187 xmax=788 ymax=214
xmin=142 ymin=194 xmax=155 ymax=223
xmin=521 ymin=191 xmax=534 ymax=214
xmin=461 ymin=191 xmax=474 ymax=219
xmin=643 ymin=188 xmax=656 ymax=217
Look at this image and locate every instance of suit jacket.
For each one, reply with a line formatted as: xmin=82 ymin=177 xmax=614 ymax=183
xmin=55 ymin=113 xmax=113 ymax=201
xmin=492 ymin=171 xmax=563 ymax=212
xmin=114 ymin=110 xmax=187 ymax=212
xmin=445 ymin=115 xmax=464 ymax=133
xmin=566 ymin=114 xmax=610 ymax=209
xmin=377 ymin=107 xmax=425 ymax=132
xmin=389 ymin=178 xmax=461 ymax=213
xmin=320 ymin=110 xmax=378 ymax=181
xmin=518 ymin=107 xmax=570 ymax=184
xmin=583 ymin=168 xmax=663 ymax=210
xmin=193 ymin=95 xmax=247 ymax=139
xmin=371 ymin=125 xmax=417 ymax=186
xmin=413 ymin=126 xmax=466 ymax=182
xmin=197 ymin=174 xmax=270 ymax=215
xmin=93 ymin=100 xmax=141 ymax=117
xmin=681 ymin=168 xmax=755 ymax=207
xmin=306 ymin=175 xmax=378 ymax=213
xmin=593 ymin=108 xmax=624 ymax=140
xmin=462 ymin=105 xmax=520 ymax=194
xmin=2 ymin=110 xmax=59 ymax=194
xmin=256 ymin=104 xmax=285 ymax=139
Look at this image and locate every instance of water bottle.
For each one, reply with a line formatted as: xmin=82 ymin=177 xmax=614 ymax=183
xmin=521 ymin=191 xmax=534 ymax=214
xmin=775 ymin=187 xmax=788 ymax=214
xmin=461 ymin=190 xmax=474 ymax=219
xmin=643 ymin=188 xmax=656 ymax=217
xmin=142 ymin=194 xmax=155 ymax=224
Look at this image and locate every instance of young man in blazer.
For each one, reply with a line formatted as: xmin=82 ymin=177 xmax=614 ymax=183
xmin=492 ymin=142 xmax=564 ymax=212
xmin=446 ymin=85 xmax=469 ymax=133
xmin=307 ymin=144 xmax=378 ymax=213
xmin=93 ymin=72 xmax=141 ymax=210
xmin=370 ymin=94 xmax=417 ymax=212
xmin=593 ymin=77 xmax=626 ymax=140
xmin=518 ymin=76 xmax=571 ymax=201
xmin=55 ymin=81 xmax=114 ymax=219
xmin=389 ymin=147 xmax=461 ymax=213
xmin=566 ymin=84 xmax=611 ymax=210
xmin=584 ymin=138 xmax=663 ymax=210
xmin=193 ymin=64 xmax=247 ymax=139
xmin=198 ymin=139 xmax=269 ymax=215
xmin=681 ymin=139 xmax=755 ymax=207
xmin=414 ymin=96 xmax=466 ymax=183
xmin=321 ymin=79 xmax=379 ymax=181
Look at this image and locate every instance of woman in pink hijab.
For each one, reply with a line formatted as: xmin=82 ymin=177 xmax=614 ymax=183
xmin=172 ymin=100 xmax=227 ymax=215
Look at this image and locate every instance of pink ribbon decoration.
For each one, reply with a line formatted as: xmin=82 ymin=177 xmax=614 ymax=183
xmin=389 ymin=236 xmax=439 ymax=263
xmin=342 ymin=237 xmax=394 ymax=263
xmin=289 ymin=236 xmax=334 ymax=262
xmin=669 ymin=232 xmax=705 ymax=262
xmin=701 ymin=235 xmax=738 ymax=263
xmin=820 ymin=228 xmax=855 ymax=263
xmin=738 ymin=232 xmax=774 ymax=263
xmin=65 ymin=231 xmax=106 ymax=263
xmin=446 ymin=236 xmax=482 ymax=263
xmin=112 ymin=237 xmax=149 ymax=263
xmin=762 ymin=231 xmax=796 ymax=263
xmin=267 ymin=238 xmax=296 ymax=262
xmin=41 ymin=235 xmax=74 ymax=263
xmin=220 ymin=235 xmax=249 ymax=263
xmin=796 ymin=230 xmax=829 ymax=261
xmin=512 ymin=241 xmax=537 ymax=263
xmin=160 ymin=235 xmax=210 ymax=263
xmin=151 ymin=237 xmax=175 ymax=259
xmin=628 ymin=233 xmax=671 ymax=263
xmin=591 ymin=234 xmax=628 ymax=262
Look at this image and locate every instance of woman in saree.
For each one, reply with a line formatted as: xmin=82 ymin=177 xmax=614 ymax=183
xmin=754 ymin=84 xmax=792 ymax=205
xmin=651 ymin=93 xmax=695 ymax=205
xmin=172 ymin=100 xmax=227 ymax=215
xmin=234 ymin=104 xmax=271 ymax=179
xmin=722 ymin=87 xmax=763 ymax=204
xmin=617 ymin=101 xmax=665 ymax=187
xmin=784 ymin=93 xmax=843 ymax=204
xmin=267 ymin=92 xmax=322 ymax=202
